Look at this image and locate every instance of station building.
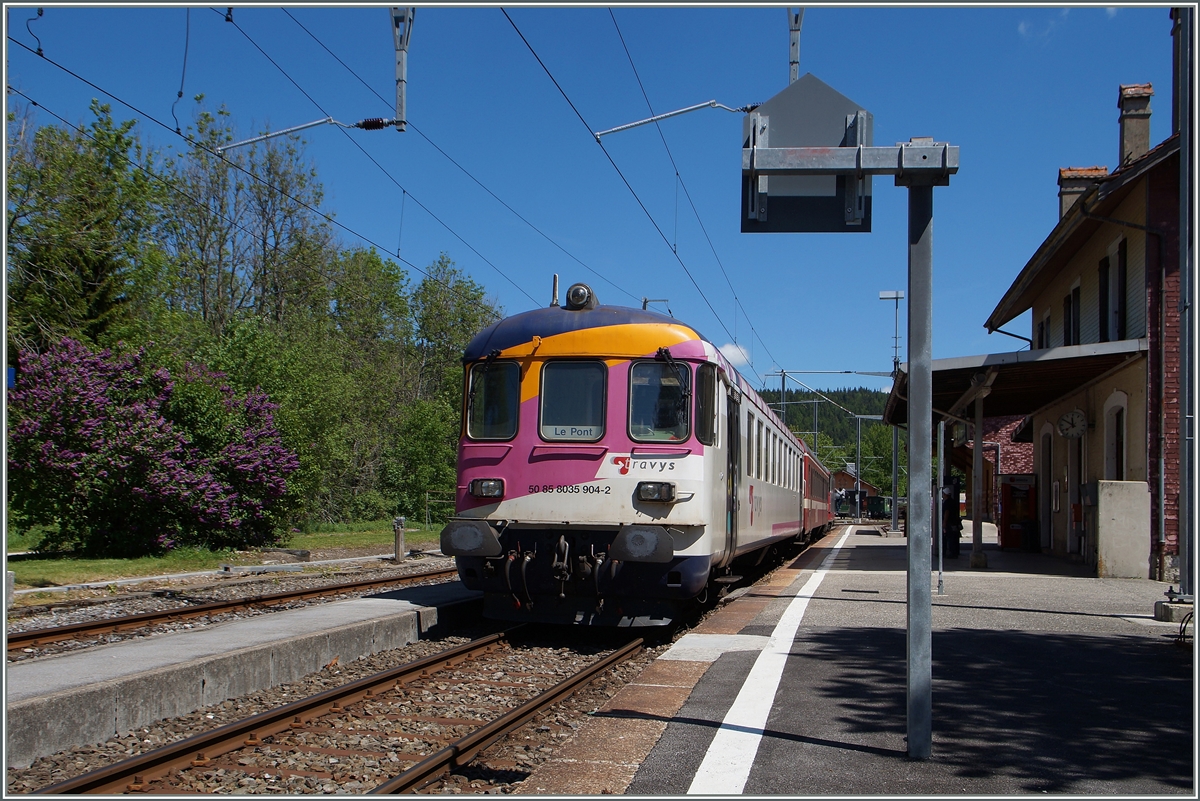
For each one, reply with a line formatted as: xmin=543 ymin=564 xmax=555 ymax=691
xmin=886 ymin=23 xmax=1186 ymax=581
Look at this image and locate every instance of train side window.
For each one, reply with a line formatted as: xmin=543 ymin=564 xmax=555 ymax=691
xmin=775 ymin=436 xmax=780 ymax=485
xmin=770 ymin=433 xmax=776 ymax=484
xmin=746 ymin=413 xmax=755 ymax=475
xmin=540 ymin=361 xmax=606 ymax=441
xmin=629 ymin=361 xmax=691 ymax=442
xmin=467 ymin=361 xmax=520 ymax=440
xmin=695 ymin=364 xmax=717 ymax=446
xmin=757 ymin=420 xmax=764 ymax=479
xmin=767 ymin=433 xmax=772 ymax=484
xmin=773 ymin=435 xmax=779 ymax=485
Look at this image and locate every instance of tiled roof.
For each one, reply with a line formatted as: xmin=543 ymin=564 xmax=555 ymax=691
xmin=1118 ymin=82 xmax=1154 ymax=99
xmin=1058 ymin=166 xmax=1109 ymax=180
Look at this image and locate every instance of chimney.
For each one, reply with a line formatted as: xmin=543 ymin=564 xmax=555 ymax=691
xmin=1117 ymin=83 xmax=1153 ymax=167
xmin=1058 ymin=166 xmax=1107 ymax=217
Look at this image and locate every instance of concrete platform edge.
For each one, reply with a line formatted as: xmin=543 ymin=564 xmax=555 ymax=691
xmin=5 ymin=595 xmax=482 ymax=769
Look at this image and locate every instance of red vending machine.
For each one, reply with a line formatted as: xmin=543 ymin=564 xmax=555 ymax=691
xmin=999 ymin=474 xmax=1037 ymax=550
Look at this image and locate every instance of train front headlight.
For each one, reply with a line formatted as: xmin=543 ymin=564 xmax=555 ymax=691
xmin=636 ymin=481 xmax=676 ymax=502
xmin=469 ymin=478 xmax=505 ymax=498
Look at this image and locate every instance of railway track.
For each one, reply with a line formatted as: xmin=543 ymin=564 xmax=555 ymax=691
xmin=34 ymin=630 xmax=643 ymax=795
xmin=7 ymin=566 xmax=458 ymax=652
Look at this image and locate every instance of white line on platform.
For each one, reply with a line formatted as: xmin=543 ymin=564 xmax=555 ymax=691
xmin=687 ymin=528 xmax=853 ymax=795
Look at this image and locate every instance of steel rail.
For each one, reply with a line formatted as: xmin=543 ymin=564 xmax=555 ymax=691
xmin=369 ymin=637 xmax=644 ymax=794
xmin=33 ymin=632 xmax=509 ymax=794
xmin=7 ymin=567 xmax=457 ymax=651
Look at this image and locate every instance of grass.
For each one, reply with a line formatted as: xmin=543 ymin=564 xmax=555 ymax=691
xmin=7 ymin=548 xmax=260 ymax=591
xmin=5 ymin=519 xmax=444 ymax=592
xmin=283 ymin=520 xmax=441 ymax=553
xmin=7 ymin=525 xmax=50 ymax=553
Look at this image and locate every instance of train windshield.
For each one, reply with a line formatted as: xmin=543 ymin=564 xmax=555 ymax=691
xmin=540 ymin=361 xmax=606 ymax=441
xmin=629 ymin=361 xmax=691 ymax=442
xmin=466 ymin=361 xmax=520 ymax=440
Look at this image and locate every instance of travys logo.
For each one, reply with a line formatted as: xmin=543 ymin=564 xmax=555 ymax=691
xmin=611 ymin=456 xmax=676 ymax=475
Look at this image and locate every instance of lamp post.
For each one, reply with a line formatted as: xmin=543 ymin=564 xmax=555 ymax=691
xmin=880 ymin=290 xmax=904 ymax=532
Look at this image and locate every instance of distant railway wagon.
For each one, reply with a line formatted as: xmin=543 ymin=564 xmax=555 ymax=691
xmin=440 ymin=283 xmax=832 ymax=626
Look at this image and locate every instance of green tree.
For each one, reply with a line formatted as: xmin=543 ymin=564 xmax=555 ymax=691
xmin=382 ymin=398 xmax=460 ymax=523
xmin=159 ymin=100 xmax=331 ymax=337
xmin=6 ymin=101 xmax=163 ymax=355
xmin=410 ymin=254 xmax=501 ymax=403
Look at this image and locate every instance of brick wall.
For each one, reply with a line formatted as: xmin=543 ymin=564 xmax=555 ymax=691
xmin=1145 ymin=149 xmax=1181 ymax=580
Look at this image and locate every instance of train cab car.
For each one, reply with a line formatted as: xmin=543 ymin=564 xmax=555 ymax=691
xmin=440 ymin=283 xmax=830 ymax=626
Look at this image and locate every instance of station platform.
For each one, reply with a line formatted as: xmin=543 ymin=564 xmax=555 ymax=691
xmin=5 ymin=582 xmax=481 ymax=769
xmin=519 ymin=525 xmax=1194 ymax=795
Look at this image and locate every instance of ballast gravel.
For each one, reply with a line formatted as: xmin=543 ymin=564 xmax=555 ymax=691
xmin=6 ymin=552 xmax=457 ymax=662
xmin=4 ymin=538 xmax=804 ymax=794
xmin=5 ymin=627 xmax=669 ymax=795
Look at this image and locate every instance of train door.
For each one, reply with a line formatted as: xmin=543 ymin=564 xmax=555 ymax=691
xmin=725 ymin=390 xmax=741 ymax=565
xmin=799 ymin=453 xmax=807 ymax=538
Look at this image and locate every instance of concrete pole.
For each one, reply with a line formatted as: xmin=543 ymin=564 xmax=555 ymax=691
xmin=394 ymin=516 xmax=407 ymax=562
xmin=788 ymin=8 xmax=804 ymax=84
xmin=855 ymin=416 xmax=862 ymax=523
xmin=891 ymin=424 xmax=900 ymax=529
xmin=1177 ymin=6 xmax=1193 ymax=597
xmin=391 ymin=7 xmax=414 ymax=132
xmin=937 ymin=420 xmax=945 ymax=596
xmin=781 ymin=370 xmax=787 ymax=421
xmin=970 ymin=395 xmax=988 ymax=568
xmin=905 ymin=183 xmax=933 ymax=760
xmin=891 ymin=297 xmax=902 ymax=532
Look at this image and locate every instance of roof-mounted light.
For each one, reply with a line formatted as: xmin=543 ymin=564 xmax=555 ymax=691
xmin=565 ymin=283 xmax=598 ymax=310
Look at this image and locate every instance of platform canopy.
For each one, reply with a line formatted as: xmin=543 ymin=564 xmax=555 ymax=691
xmin=883 ymin=338 xmax=1148 ymax=426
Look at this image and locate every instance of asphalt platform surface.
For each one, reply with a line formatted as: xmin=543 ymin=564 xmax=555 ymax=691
xmin=523 ymin=524 xmax=1194 ymax=796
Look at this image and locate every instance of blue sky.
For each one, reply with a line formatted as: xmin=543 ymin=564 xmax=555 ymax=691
xmin=4 ymin=4 xmax=1177 ymax=393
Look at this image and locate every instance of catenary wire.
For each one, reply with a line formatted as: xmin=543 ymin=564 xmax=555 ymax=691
xmin=500 ymin=7 xmax=740 ymax=347
xmin=6 ymin=86 xmax=490 ymax=327
xmin=6 ymin=37 xmax=509 ymax=318
xmin=608 ymin=8 xmax=781 ymax=374
xmin=170 ymin=8 xmax=190 ymax=134
xmin=214 ymin=8 xmax=539 ymax=307
xmin=278 ymin=7 xmax=649 ymax=310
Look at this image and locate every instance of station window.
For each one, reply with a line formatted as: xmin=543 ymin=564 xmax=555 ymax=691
xmin=629 ymin=361 xmax=691 ymax=442
xmin=540 ymin=361 xmax=606 ymax=441
xmin=467 ymin=361 xmax=520 ymax=440
xmin=695 ymin=364 xmax=717 ymax=446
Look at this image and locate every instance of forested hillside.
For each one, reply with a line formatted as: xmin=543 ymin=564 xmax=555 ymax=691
xmin=6 ymin=100 xmax=500 ymax=555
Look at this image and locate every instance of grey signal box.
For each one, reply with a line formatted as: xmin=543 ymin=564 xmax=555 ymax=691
xmin=741 ymin=73 xmax=873 ymax=233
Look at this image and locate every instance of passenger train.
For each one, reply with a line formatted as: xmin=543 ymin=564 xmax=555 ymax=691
xmin=440 ymin=282 xmax=832 ymax=626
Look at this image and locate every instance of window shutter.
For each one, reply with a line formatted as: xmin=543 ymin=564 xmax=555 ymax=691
xmin=1098 ymin=257 xmax=1110 ymax=342
xmin=1116 ymin=239 xmax=1128 ymax=340
xmin=1063 ymin=295 xmax=1073 ymax=346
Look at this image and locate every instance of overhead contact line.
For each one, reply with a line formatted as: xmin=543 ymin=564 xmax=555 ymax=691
xmin=279 ymin=8 xmax=649 ymax=311
xmin=607 ymin=9 xmax=781 ymax=372
xmin=213 ymin=8 xmax=540 ymax=308
xmin=7 ymin=36 xmax=513 ymax=319
xmin=500 ymin=8 xmax=739 ymax=347
xmin=7 ymin=86 xmax=413 ymax=318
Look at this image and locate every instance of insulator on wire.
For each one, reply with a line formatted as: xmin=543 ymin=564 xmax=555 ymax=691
xmin=355 ymin=117 xmax=393 ymax=130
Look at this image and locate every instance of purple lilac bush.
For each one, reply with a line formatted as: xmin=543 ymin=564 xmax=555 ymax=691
xmin=7 ymin=339 xmax=299 ymax=556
